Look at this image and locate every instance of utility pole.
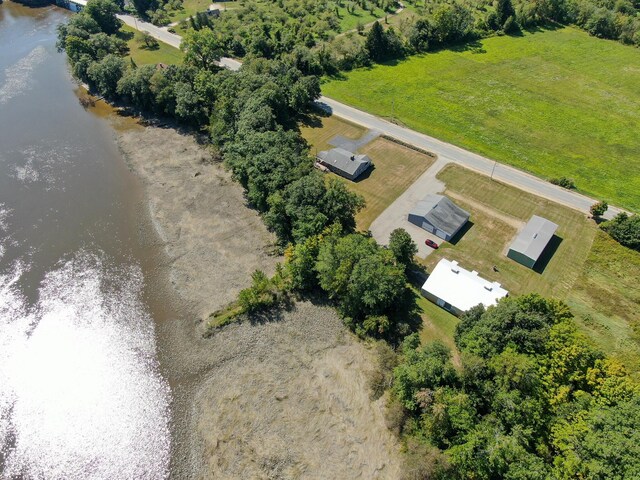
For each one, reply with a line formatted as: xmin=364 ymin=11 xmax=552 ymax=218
xmin=490 ymin=159 xmax=497 ymax=180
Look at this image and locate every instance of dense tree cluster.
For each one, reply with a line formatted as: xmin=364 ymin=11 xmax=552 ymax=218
xmin=284 ymin=226 xmax=419 ymax=340
xmin=392 ymin=294 xmax=640 ymax=479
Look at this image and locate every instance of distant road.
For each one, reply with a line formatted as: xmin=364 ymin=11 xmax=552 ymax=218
xmin=118 ymin=16 xmax=623 ymax=220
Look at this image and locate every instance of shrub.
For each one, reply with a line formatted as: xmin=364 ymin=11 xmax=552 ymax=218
xmin=601 ymin=212 xmax=640 ymax=251
xmin=590 ymin=200 xmax=608 ymax=218
xmin=550 ymin=176 xmax=577 ymax=189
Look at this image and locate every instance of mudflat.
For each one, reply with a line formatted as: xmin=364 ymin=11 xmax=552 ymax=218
xmin=114 ymin=122 xmax=401 ymax=479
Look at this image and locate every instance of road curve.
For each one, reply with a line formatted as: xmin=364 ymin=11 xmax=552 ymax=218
xmin=117 ymin=16 xmax=622 ymax=220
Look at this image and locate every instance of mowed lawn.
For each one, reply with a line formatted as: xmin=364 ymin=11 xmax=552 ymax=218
xmin=300 ymin=115 xmax=435 ymax=229
xmin=122 ymin=25 xmax=184 ymax=65
xmin=424 ymin=164 xmax=640 ymax=374
xmin=323 ymin=27 xmax=640 ymax=211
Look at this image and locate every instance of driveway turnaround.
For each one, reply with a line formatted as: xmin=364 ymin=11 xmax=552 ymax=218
xmin=370 ymin=157 xmax=449 ymax=259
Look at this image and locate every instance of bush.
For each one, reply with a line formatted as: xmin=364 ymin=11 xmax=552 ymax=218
xmin=590 ymin=200 xmax=608 ymax=218
xmin=601 ymin=212 xmax=640 ymax=251
xmin=550 ymin=176 xmax=577 ymax=189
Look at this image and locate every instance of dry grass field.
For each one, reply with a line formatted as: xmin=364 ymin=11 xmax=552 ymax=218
xmin=300 ymin=115 xmax=435 ymax=229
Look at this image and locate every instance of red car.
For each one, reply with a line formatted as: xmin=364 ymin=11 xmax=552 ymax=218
xmin=425 ymin=239 xmax=439 ymax=249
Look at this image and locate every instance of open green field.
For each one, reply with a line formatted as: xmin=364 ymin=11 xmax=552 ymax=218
xmin=122 ymin=25 xmax=184 ymax=65
xmin=425 ymin=164 xmax=640 ymax=375
xmin=300 ymin=115 xmax=435 ymax=229
xmin=323 ymin=26 xmax=640 ymax=212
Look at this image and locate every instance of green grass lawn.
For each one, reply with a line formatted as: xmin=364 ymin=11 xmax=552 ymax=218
xmin=168 ymin=0 xmax=241 ymax=23
xmin=323 ymin=26 xmax=640 ymax=212
xmin=334 ymin=5 xmax=388 ymax=31
xmin=122 ymin=25 xmax=184 ymax=65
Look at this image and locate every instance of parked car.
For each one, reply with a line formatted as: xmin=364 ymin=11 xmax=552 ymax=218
xmin=425 ymin=239 xmax=439 ymax=249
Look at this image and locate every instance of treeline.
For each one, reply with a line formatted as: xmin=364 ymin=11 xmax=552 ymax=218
xmin=173 ymin=0 xmax=638 ymax=73
xmin=58 ymin=0 xmax=421 ymax=344
xmin=391 ymin=294 xmax=640 ymax=479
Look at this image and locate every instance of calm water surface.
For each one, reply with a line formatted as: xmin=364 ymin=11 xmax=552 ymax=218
xmin=0 ymin=2 xmax=171 ymax=478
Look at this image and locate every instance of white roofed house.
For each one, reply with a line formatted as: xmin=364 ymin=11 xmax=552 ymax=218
xmin=316 ymin=148 xmax=372 ymax=181
xmin=421 ymin=258 xmax=508 ymax=316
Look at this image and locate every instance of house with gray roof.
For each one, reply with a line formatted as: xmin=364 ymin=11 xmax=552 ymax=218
xmin=316 ymin=148 xmax=372 ymax=181
xmin=507 ymin=215 xmax=559 ymax=268
xmin=408 ymin=194 xmax=470 ymax=241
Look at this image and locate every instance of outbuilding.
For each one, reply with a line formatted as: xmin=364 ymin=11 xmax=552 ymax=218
xmin=421 ymin=259 xmax=508 ymax=316
xmin=316 ymin=148 xmax=372 ymax=181
xmin=408 ymin=194 xmax=470 ymax=241
xmin=507 ymin=215 xmax=559 ymax=269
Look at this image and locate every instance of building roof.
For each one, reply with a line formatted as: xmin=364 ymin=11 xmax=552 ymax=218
xmin=410 ymin=194 xmax=469 ymax=235
xmin=317 ymin=148 xmax=371 ymax=177
xmin=509 ymin=215 xmax=559 ymax=261
xmin=422 ymin=259 xmax=508 ymax=312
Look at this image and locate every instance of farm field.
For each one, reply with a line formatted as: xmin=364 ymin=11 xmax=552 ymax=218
xmin=121 ymin=25 xmax=184 ymax=65
xmin=323 ymin=26 xmax=640 ymax=212
xmin=300 ymin=115 xmax=435 ymax=229
xmin=424 ymin=164 xmax=640 ymax=374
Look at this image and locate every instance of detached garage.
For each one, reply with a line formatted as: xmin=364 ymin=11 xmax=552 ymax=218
xmin=507 ymin=215 xmax=559 ymax=268
xmin=408 ymin=194 xmax=470 ymax=242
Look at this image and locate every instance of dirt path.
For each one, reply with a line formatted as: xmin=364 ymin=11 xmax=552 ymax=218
xmin=113 ymin=121 xmax=402 ymax=479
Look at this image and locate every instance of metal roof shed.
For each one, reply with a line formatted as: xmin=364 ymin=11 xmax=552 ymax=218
xmin=408 ymin=194 xmax=470 ymax=241
xmin=507 ymin=215 xmax=559 ymax=268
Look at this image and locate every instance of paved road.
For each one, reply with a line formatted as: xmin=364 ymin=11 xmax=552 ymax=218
xmin=318 ymin=97 xmax=622 ymax=221
xmin=119 ymin=16 xmax=622 ymax=221
xmin=118 ymin=14 xmax=182 ymax=48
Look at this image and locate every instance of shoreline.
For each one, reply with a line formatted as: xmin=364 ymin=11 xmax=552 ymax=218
xmin=110 ymin=117 xmax=402 ymax=478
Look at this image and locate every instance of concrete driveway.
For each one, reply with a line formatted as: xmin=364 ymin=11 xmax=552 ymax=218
xmin=370 ymin=157 xmax=449 ymax=259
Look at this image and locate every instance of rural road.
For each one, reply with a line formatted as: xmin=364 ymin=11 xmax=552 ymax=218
xmin=119 ymin=16 xmax=622 ymax=221
xmin=318 ymin=97 xmax=622 ymax=221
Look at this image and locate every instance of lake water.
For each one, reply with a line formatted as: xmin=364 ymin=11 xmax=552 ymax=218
xmin=0 ymin=2 xmax=172 ymax=478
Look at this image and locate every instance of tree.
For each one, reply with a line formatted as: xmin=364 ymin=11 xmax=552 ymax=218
xmin=388 ymin=228 xmax=417 ymax=271
xmin=551 ymin=394 xmax=640 ymax=479
xmin=432 ymin=3 xmax=473 ymax=44
xmin=600 ymin=212 xmax=640 ymax=250
xmin=496 ymin=0 xmax=516 ymax=28
xmin=117 ymin=64 xmax=157 ymax=110
xmin=590 ymin=200 xmax=608 ymax=218
xmin=393 ymin=335 xmax=458 ymax=411
xmin=84 ymin=0 xmax=122 ymax=35
xmin=455 ymin=294 xmax=573 ymax=358
xmin=365 ymin=21 xmax=387 ymax=61
xmin=87 ymin=53 xmax=126 ymax=97
xmin=181 ymin=28 xmax=225 ymax=71
xmin=136 ymin=31 xmax=159 ymax=49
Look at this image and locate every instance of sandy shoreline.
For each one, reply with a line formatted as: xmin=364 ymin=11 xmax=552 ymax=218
xmin=113 ymin=120 xmax=402 ymax=479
